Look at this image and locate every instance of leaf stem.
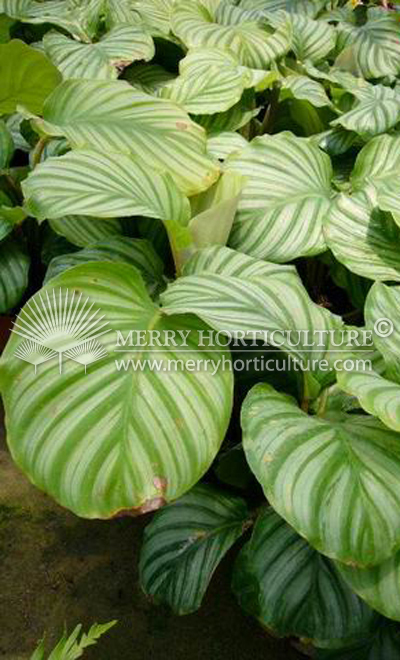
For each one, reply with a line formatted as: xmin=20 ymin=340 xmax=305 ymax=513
xmin=261 ymin=84 xmax=280 ymax=135
xmin=31 ymin=137 xmax=49 ymax=169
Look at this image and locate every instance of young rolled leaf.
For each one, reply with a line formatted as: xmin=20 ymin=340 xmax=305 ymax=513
xmin=33 ymin=79 xmax=219 ymax=195
xmin=0 ymin=262 xmax=233 ymax=518
xmin=140 ymin=484 xmax=250 ymax=614
xmin=0 ymin=39 xmax=61 ymax=115
xmin=224 ymin=134 xmax=332 ymax=262
xmin=43 ymin=27 xmax=155 ymax=80
xmin=241 ymin=382 xmax=400 ymax=566
xmin=233 ymin=508 xmax=375 ymax=642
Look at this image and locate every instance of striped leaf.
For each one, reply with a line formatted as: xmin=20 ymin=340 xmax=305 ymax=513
xmin=337 ymin=366 xmax=400 ymax=434
xmin=242 ymin=382 xmax=400 ymax=566
xmin=331 ymin=84 xmax=400 ymax=139
xmin=288 ymin=12 xmax=336 ymax=62
xmin=339 ymin=550 xmax=400 ymax=622
xmin=207 ymin=131 xmax=248 ymax=160
xmin=316 ymin=620 xmax=400 ymax=660
xmin=22 ymin=149 xmax=191 ymax=225
xmin=351 ymin=134 xmax=400 ymax=192
xmin=171 ymin=0 xmax=291 ymax=69
xmin=0 ymin=39 xmax=61 ymax=114
xmin=43 ymin=27 xmax=154 ymax=80
xmin=324 ymin=191 xmax=400 ymax=282
xmin=281 ymin=75 xmax=332 ymax=108
xmin=35 ymin=79 xmax=219 ymax=196
xmin=233 ymin=508 xmax=375 ymax=641
xmin=139 ymin=484 xmax=249 ymax=614
xmin=131 ymin=0 xmax=174 ymax=36
xmin=0 ymin=237 xmax=29 ymax=313
xmin=376 ymin=178 xmax=400 ymax=225
xmin=44 ymin=237 xmax=165 ymax=298
xmin=224 ymin=134 xmax=332 ymax=262
xmin=0 ymin=262 xmax=233 ymax=518
xmin=123 ymin=64 xmax=175 ymax=94
xmin=49 ymin=215 xmax=123 ymax=248
xmin=162 ymin=246 xmax=343 ymax=383
xmin=336 ymin=9 xmax=400 ymax=79
xmin=313 ymin=127 xmax=357 ymax=157
xmin=0 ymin=0 xmax=96 ymax=41
xmin=193 ymin=90 xmax=259 ymax=134
xmin=160 ymin=64 xmax=247 ymax=114
xmin=365 ymin=282 xmax=400 ymax=383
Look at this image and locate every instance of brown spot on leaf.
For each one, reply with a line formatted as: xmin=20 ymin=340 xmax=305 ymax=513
xmin=153 ymin=476 xmax=168 ymax=491
xmin=176 ymin=121 xmax=189 ymax=130
xmin=111 ymin=496 xmax=166 ymax=518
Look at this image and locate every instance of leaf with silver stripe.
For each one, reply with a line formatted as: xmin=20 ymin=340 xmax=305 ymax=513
xmin=242 ymin=382 xmax=400 ymax=566
xmin=233 ymin=507 xmax=375 ymax=641
xmin=224 ymin=133 xmax=332 ymax=262
xmin=0 ymin=237 xmax=30 ymax=313
xmin=139 ymin=484 xmax=249 ymax=614
xmin=35 ymin=79 xmax=219 ymax=196
xmin=0 ymin=262 xmax=233 ymax=518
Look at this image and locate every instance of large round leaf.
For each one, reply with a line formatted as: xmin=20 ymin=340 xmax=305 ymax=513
xmin=224 ymin=134 xmax=332 ymax=262
xmin=233 ymin=508 xmax=375 ymax=641
xmin=0 ymin=262 xmax=233 ymax=518
xmin=35 ymin=79 xmax=219 ymax=195
xmin=49 ymin=215 xmax=123 ymax=248
xmin=241 ymin=382 xmax=400 ymax=566
xmin=140 ymin=484 xmax=249 ymax=614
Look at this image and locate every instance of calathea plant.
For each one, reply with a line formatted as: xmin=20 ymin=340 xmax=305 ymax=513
xmin=2 ymin=0 xmax=400 ymax=656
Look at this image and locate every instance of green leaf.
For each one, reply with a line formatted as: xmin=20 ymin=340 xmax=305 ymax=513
xmin=331 ymin=84 xmax=400 ymax=139
xmin=45 ymin=237 xmax=164 ymax=298
xmin=33 ymin=79 xmax=219 ymax=195
xmin=189 ymin=171 xmax=245 ymax=248
xmin=162 ymin=245 xmax=343 ymax=384
xmin=49 ymin=215 xmax=123 ymax=248
xmin=0 ymin=262 xmax=233 ymax=518
xmin=365 ymin=282 xmax=400 ymax=382
xmin=242 ymin=382 xmax=400 ymax=566
xmin=43 ymin=27 xmax=154 ymax=80
xmin=232 ymin=507 xmax=375 ymax=641
xmin=0 ymin=118 xmax=14 ymax=168
xmin=0 ymin=237 xmax=29 ymax=313
xmin=34 ymin=621 xmax=117 ymax=660
xmin=339 ymin=550 xmax=400 ymax=622
xmin=171 ymin=0 xmax=291 ymax=69
xmin=224 ymin=133 xmax=332 ymax=262
xmin=0 ymin=39 xmax=62 ymax=115
xmin=22 ymin=149 xmax=191 ymax=225
xmin=335 ymin=8 xmax=400 ymax=79
xmin=284 ymin=12 xmax=336 ymax=62
xmin=139 ymin=484 xmax=249 ymax=614
xmin=0 ymin=203 xmax=26 ymax=242
xmin=324 ymin=191 xmax=400 ymax=282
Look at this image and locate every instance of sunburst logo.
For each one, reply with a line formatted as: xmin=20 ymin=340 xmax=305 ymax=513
xmin=12 ymin=289 xmax=109 ymax=374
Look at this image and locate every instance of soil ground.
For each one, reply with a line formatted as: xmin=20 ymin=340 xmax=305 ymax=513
xmin=0 ymin=418 xmax=301 ymax=660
